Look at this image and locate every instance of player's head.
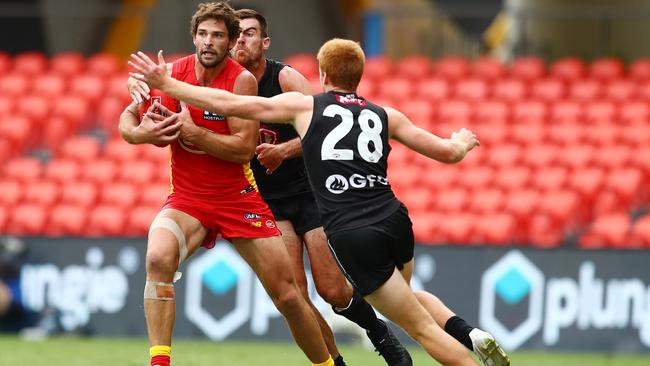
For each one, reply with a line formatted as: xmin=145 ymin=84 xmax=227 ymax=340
xmin=190 ymin=2 xmax=240 ymax=68
xmin=317 ymin=38 xmax=365 ymax=92
xmin=231 ymin=8 xmax=270 ymax=69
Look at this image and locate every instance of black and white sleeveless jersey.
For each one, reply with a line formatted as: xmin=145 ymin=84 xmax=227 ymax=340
xmin=251 ymin=58 xmax=311 ymax=199
xmin=301 ymin=91 xmax=402 ymax=234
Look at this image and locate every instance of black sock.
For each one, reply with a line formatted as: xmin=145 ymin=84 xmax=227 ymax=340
xmin=333 ymin=291 xmax=386 ymax=336
xmin=444 ymin=315 xmax=474 ymax=351
xmin=333 ymin=354 xmax=346 ymax=366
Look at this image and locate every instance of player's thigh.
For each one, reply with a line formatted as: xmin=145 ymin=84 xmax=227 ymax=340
xmin=303 ymin=227 xmax=352 ymax=296
xmin=147 ymin=208 xmax=208 ymax=269
xmin=231 ymin=235 xmax=295 ymax=296
xmin=399 ymin=258 xmax=414 ymax=285
xmin=277 ymin=220 xmax=309 ymax=292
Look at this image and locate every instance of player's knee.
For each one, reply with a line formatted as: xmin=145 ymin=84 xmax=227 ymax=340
xmin=145 ymin=247 xmax=178 ymax=275
xmin=316 ymin=280 xmax=352 ymax=308
xmin=270 ymin=285 xmax=303 ymax=315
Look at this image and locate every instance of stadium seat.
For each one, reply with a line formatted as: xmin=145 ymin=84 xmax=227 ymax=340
xmin=531 ymin=78 xmax=565 ymax=102
xmin=140 ymin=183 xmax=170 ymax=207
xmin=590 ymin=58 xmax=624 ymax=81
xmin=0 ymin=179 xmax=23 ymax=207
xmin=475 ymin=100 xmax=509 ymax=124
xmin=46 ymin=204 xmax=88 ymax=236
xmin=32 ymin=74 xmax=67 ymax=97
xmin=395 ymin=55 xmax=433 ymax=80
xmin=434 ymin=57 xmax=470 ymax=80
xmin=605 ymin=167 xmax=643 ymax=209
xmin=527 ymin=213 xmax=564 ymax=248
xmin=494 ymin=166 xmax=531 ymax=192
xmin=409 ymin=211 xmax=442 ymax=243
xmin=433 ymin=188 xmax=468 ymax=213
xmin=438 ymin=213 xmax=475 ymax=244
xmin=522 ymin=144 xmax=558 ymax=169
xmin=104 ymin=138 xmax=142 ymax=163
xmin=58 ymin=135 xmax=102 ymax=163
xmin=363 ymin=56 xmax=394 ymax=81
xmin=97 ymin=96 xmax=127 ymax=134
xmin=0 ymin=205 xmax=7 ymax=233
xmin=414 ymin=77 xmax=449 ymax=101
xmin=356 ymin=78 xmax=376 ymax=99
xmin=60 ymin=181 xmax=98 ymax=208
xmin=579 ymin=213 xmax=632 ymax=249
xmin=86 ymin=53 xmax=122 ymax=77
xmin=472 ymin=124 xmax=507 ymax=147
xmin=583 ymin=124 xmax=619 ymax=146
xmin=510 ymin=122 xmax=545 ymax=146
xmin=504 ymin=189 xmax=540 ymax=242
xmin=85 ymin=204 xmax=127 ymax=236
xmin=557 ymin=145 xmax=595 ymax=170
xmin=399 ymin=187 xmax=434 ymax=213
xmin=547 ymin=123 xmax=584 ymax=146
xmin=469 ymin=188 xmax=504 ymax=213
xmin=0 ymin=96 xmax=13 ymax=119
xmin=569 ymin=80 xmax=602 ymax=101
xmin=106 ymin=75 xmax=131 ymax=103
xmin=124 ymin=206 xmax=159 ymax=236
xmin=0 ymin=52 xmax=11 ymax=75
xmin=568 ymin=167 xmax=605 ymax=220
xmin=0 ymin=116 xmax=33 ymax=152
xmin=475 ymin=213 xmax=515 ymax=245
xmin=584 ymin=101 xmax=617 ymax=124
xmin=538 ymin=189 xmax=581 ymax=230
xmin=630 ymin=215 xmax=650 ymax=247
xmin=43 ymin=159 xmax=81 ymax=184
xmin=0 ymin=75 xmax=30 ymax=98
xmin=620 ymin=101 xmax=650 ymax=123
xmin=628 ymin=58 xmax=650 ymax=80
xmin=22 ymin=180 xmax=61 ymax=208
xmin=53 ymin=95 xmax=90 ymax=129
xmin=492 ymin=79 xmax=527 ymax=101
xmin=593 ymin=145 xmax=631 ymax=171
xmin=42 ymin=116 xmax=75 ymax=151
xmin=117 ymin=160 xmax=156 ymax=185
xmin=512 ymin=100 xmax=547 ymax=123
xmin=532 ymin=166 xmax=568 ymax=191
xmin=5 ymin=203 xmax=48 ymax=235
xmin=424 ymin=165 xmax=459 ymax=190
xmin=377 ymin=76 xmax=414 ymax=102
xmin=81 ymin=158 xmax=118 ymax=186
xmin=50 ymin=52 xmax=86 ymax=77
xmin=454 ymin=79 xmax=489 ymax=101
xmin=437 ymin=100 xmax=472 ymax=122
xmin=550 ymin=57 xmax=587 ymax=81
xmin=17 ymin=95 xmax=51 ymax=122
xmin=387 ymin=165 xmax=420 ymax=192
xmin=484 ymin=144 xmax=521 ymax=168
xmin=472 ymin=57 xmax=506 ymax=80
xmin=13 ymin=52 xmax=48 ymax=75
xmin=620 ymin=124 xmax=650 ymax=147
xmin=3 ymin=157 xmax=42 ymax=183
xmin=283 ymin=53 xmax=319 ymax=79
xmin=458 ymin=166 xmax=493 ymax=191
xmin=69 ymin=74 xmax=106 ymax=104
xmin=604 ymin=79 xmax=637 ymax=101
xmin=550 ymin=100 xmax=583 ymax=123
xmin=510 ymin=56 xmax=545 ymax=80
xmin=100 ymin=182 xmax=138 ymax=209
xmin=0 ymin=138 xmax=12 ymax=163
xmin=399 ymin=100 xmax=435 ymax=127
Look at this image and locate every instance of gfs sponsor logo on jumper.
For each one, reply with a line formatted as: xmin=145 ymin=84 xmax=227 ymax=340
xmin=325 ymin=173 xmax=388 ymax=194
xmin=336 ymin=94 xmax=366 ymax=106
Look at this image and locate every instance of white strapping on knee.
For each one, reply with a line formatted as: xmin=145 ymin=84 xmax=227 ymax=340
xmin=149 ymin=217 xmax=188 ymax=266
xmin=144 ymin=281 xmax=175 ymax=301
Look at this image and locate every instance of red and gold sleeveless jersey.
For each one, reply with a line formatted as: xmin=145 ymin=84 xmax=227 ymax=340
xmin=149 ymin=54 xmax=257 ymax=198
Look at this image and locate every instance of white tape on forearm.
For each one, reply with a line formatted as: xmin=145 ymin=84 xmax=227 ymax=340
xmin=149 ymin=217 xmax=188 ymax=265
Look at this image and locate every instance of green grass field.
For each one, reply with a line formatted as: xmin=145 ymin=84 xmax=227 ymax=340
xmin=0 ymin=335 xmax=648 ymax=366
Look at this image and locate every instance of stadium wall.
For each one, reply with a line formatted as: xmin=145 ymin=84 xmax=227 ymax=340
xmin=12 ymin=237 xmax=650 ymax=353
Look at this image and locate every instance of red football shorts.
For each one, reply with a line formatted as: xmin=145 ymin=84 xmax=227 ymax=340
xmin=161 ymin=189 xmax=281 ymax=248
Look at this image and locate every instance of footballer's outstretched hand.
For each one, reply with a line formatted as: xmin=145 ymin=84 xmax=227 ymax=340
xmin=129 ymin=51 xmax=169 ymax=90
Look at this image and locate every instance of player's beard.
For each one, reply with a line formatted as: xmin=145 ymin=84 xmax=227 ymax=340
xmin=197 ymin=49 xmax=226 ymax=68
xmin=232 ymin=46 xmax=261 ymax=69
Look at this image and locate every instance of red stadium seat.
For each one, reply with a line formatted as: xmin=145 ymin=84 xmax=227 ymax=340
xmin=399 ymin=100 xmax=435 ymax=127
xmin=87 ymin=53 xmax=122 ymax=77
xmin=104 ymin=138 xmax=142 ymax=163
xmin=538 ymin=189 xmax=581 ymax=229
xmin=53 ymin=95 xmax=90 ymax=129
xmin=604 ymin=79 xmax=637 ymax=101
xmin=356 ymin=78 xmax=376 ymax=99
xmin=605 ymin=167 xmax=643 ymax=209
xmin=469 ymin=188 xmax=504 ymax=213
xmin=415 ymin=77 xmax=449 ymax=101
xmin=388 ymin=165 xmax=419 ymax=192
xmin=620 ymin=124 xmax=650 ymax=147
xmin=531 ymin=78 xmax=565 ymax=102
xmin=593 ymin=145 xmax=631 ymax=171
xmin=0 ymin=96 xmax=14 ymax=119
xmin=484 ymin=144 xmax=521 ymax=168
xmin=532 ymin=166 xmax=568 ymax=191
xmin=409 ymin=211 xmax=442 ymax=243
xmin=620 ymin=101 xmax=650 ymax=123
xmin=13 ymin=52 xmax=48 ymax=75
xmin=473 ymin=124 xmax=507 ymax=147
xmin=512 ymin=100 xmax=547 ymax=123
xmin=0 ymin=179 xmax=23 ymax=207
xmin=17 ymin=95 xmax=51 ymax=122
xmin=568 ymin=167 xmax=605 ymax=220
xmin=579 ymin=213 xmax=632 ymax=249
xmin=140 ymin=183 xmax=170 ymax=207
xmin=32 ymin=74 xmax=67 ymax=97
xmin=458 ymin=167 xmax=493 ymax=191
xmin=22 ymin=180 xmax=61 ymax=208
xmin=629 ymin=58 xmax=650 ymax=81
xmin=550 ymin=57 xmax=587 ymax=81
xmin=492 ymin=79 xmax=527 ymax=101
xmin=424 ymin=165 xmax=459 ymax=190
xmin=60 ymin=181 xmax=98 ymax=208
xmin=522 ymin=144 xmax=558 ymax=169
xmin=124 ymin=206 xmax=159 ymax=236
xmin=117 ymin=160 xmax=156 ymax=185
xmin=547 ymin=122 xmax=584 ymax=146
xmin=100 ymin=182 xmax=138 ymax=209
xmin=438 ymin=213 xmax=475 ymax=244
xmin=81 ymin=159 xmax=118 ymax=186
xmin=550 ymin=101 xmax=583 ymax=123
xmin=43 ymin=159 xmax=81 ymax=184
xmin=363 ymin=56 xmax=394 ymax=82
xmin=590 ymin=58 xmax=624 ymax=81
xmin=46 ymin=204 xmax=88 ymax=236
xmin=50 ymin=52 xmax=86 ymax=77
xmin=528 ymin=213 xmax=564 ymax=248
xmin=0 ymin=116 xmax=33 ymax=152
xmin=454 ymin=79 xmax=489 ymax=101
xmin=3 ymin=157 xmax=42 ymax=183
xmin=475 ymin=213 xmax=515 ymax=245
xmin=395 ymin=55 xmax=433 ymax=80
xmin=6 ymin=203 xmax=48 ymax=235
xmin=58 ymin=135 xmax=102 ymax=163
xmin=475 ymin=100 xmax=509 ymax=124
xmin=504 ymin=189 xmax=540 ymax=242
xmin=0 ymin=75 xmax=30 ymax=98
xmin=510 ymin=56 xmax=545 ymax=81
xmin=494 ymin=166 xmax=531 ymax=192
xmin=42 ymin=116 xmax=75 ymax=151
xmin=283 ymin=53 xmax=319 ymax=79
xmin=583 ymin=124 xmax=619 ymax=146
xmin=437 ymin=100 xmax=472 ymax=122
xmin=510 ymin=122 xmax=545 ymax=146
xmin=472 ymin=57 xmax=506 ymax=80
xmin=0 ymin=205 xmax=7 ymax=233
xmin=85 ymin=204 xmax=127 ymax=236
xmin=433 ymin=187 xmax=468 ymax=213
xmin=0 ymin=138 xmax=13 ymax=163
xmin=584 ymin=101 xmax=617 ymax=124
xmin=399 ymin=187 xmax=434 ymax=213
xmin=97 ymin=96 xmax=127 ymax=134
xmin=0 ymin=52 xmax=11 ymax=75
xmin=569 ymin=80 xmax=602 ymax=101
xmin=69 ymin=74 xmax=106 ymax=104
xmin=106 ymin=75 xmax=131 ymax=102
xmin=557 ymin=145 xmax=595 ymax=170
xmin=434 ymin=57 xmax=470 ymax=80
xmin=631 ymin=215 xmax=650 ymax=247
xmin=377 ymin=77 xmax=414 ymax=102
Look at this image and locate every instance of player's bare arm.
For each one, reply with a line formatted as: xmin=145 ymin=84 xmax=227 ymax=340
xmin=129 ymin=51 xmax=313 ymax=131
xmin=386 ymin=106 xmax=479 ymax=163
xmin=255 ymin=65 xmax=315 ymax=173
xmin=127 ymin=63 xmax=173 ymax=104
xmin=119 ymin=101 xmax=181 ymax=145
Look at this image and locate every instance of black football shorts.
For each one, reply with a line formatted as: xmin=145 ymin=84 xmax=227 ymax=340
xmin=264 ymin=191 xmax=323 ymax=236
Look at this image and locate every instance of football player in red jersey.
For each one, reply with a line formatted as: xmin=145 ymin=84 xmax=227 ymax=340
xmin=119 ymin=3 xmax=334 ymax=366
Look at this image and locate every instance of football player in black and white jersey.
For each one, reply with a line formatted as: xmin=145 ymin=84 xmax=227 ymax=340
xmin=129 ymin=38 xmax=510 ymax=366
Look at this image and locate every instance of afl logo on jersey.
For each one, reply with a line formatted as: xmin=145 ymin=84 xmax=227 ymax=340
xmin=325 ymin=174 xmax=349 ymax=194
xmin=203 ymin=110 xmax=226 ymax=121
